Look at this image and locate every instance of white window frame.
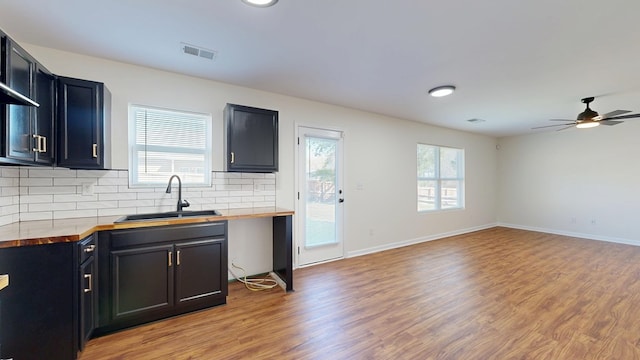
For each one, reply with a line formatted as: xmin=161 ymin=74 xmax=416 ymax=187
xmin=417 ymin=144 xmax=465 ymax=212
xmin=128 ymin=104 xmax=212 ymax=187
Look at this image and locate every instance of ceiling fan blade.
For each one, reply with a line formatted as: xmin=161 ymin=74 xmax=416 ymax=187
xmin=549 ymin=119 xmax=576 ymax=122
xmin=556 ymin=125 xmax=575 ymax=131
xmin=599 ymin=120 xmax=623 ymax=126
xmin=532 ymin=123 xmax=574 ymax=129
xmin=600 ymin=110 xmax=631 ymax=119
xmin=603 ymin=113 xmax=640 ymax=120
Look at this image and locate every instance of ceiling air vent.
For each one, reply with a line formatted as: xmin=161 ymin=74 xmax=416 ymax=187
xmin=466 ymin=118 xmax=486 ymax=124
xmin=180 ymin=43 xmax=217 ymax=61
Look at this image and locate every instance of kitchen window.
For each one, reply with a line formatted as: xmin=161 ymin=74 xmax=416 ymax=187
xmin=129 ymin=105 xmax=212 ymax=186
xmin=417 ymin=144 xmax=464 ymax=212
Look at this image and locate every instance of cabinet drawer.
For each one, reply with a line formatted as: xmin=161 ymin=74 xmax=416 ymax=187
xmin=110 ymin=222 xmax=227 ymax=249
xmin=78 ymin=235 xmax=96 ymax=264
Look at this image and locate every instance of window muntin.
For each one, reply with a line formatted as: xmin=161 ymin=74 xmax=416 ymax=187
xmin=417 ymin=144 xmax=464 ymax=211
xmin=129 ymin=105 xmax=212 ymax=186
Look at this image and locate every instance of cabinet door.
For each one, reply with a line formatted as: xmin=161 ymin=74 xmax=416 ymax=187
xmin=5 ymin=40 xmax=35 ymax=162
xmin=110 ymin=244 xmax=174 ymax=322
xmin=33 ymin=65 xmax=55 ymax=165
xmin=0 ymin=243 xmax=75 ymax=360
xmin=175 ymin=239 xmax=226 ymax=305
xmin=57 ymin=77 xmax=106 ymax=169
xmin=79 ymin=255 xmax=95 ymax=351
xmin=225 ymin=104 xmax=278 ymax=172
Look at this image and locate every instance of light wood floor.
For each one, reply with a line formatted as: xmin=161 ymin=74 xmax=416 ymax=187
xmin=80 ymin=227 xmax=640 ymax=359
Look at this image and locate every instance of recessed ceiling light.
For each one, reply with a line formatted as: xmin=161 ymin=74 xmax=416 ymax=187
xmin=242 ymin=0 xmax=278 ymax=7
xmin=428 ymin=85 xmax=456 ymax=98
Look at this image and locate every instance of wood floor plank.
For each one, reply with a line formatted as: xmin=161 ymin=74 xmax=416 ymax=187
xmin=80 ymin=227 xmax=640 ymax=359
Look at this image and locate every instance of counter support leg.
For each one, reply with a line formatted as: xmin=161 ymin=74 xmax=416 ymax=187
xmin=272 ymin=215 xmax=293 ymax=292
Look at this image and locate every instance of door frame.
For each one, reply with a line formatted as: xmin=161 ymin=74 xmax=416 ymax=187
xmin=294 ymin=124 xmax=346 ymax=268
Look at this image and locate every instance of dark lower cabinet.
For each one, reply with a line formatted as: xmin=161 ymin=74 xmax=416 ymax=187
xmin=175 ymin=239 xmax=225 ymax=305
xmin=0 ymin=243 xmax=75 ymax=360
xmin=96 ymin=222 xmax=228 ymax=335
xmin=77 ymin=235 xmax=97 ymax=352
xmin=111 ymin=244 xmax=175 ymax=321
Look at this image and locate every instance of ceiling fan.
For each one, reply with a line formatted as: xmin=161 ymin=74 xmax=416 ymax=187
xmin=532 ymin=97 xmax=640 ymax=131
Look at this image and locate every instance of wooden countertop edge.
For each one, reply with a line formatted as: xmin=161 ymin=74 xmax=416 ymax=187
xmin=0 ymin=274 xmax=8 ymax=291
xmin=0 ymin=208 xmax=294 ymax=249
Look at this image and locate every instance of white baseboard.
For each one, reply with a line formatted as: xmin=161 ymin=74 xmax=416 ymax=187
xmin=497 ymin=222 xmax=640 ymax=247
xmin=346 ymin=222 xmax=498 ymax=258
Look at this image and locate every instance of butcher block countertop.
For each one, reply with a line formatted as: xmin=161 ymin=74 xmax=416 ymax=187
xmin=0 ymin=274 xmax=8 ymax=291
xmin=0 ymin=207 xmax=294 ymax=249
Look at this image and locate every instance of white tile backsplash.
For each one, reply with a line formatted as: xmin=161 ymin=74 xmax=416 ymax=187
xmin=0 ymin=167 xmax=276 ymax=225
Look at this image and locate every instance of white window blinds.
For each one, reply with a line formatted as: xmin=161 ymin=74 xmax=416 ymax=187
xmin=129 ymin=105 xmax=212 ymax=186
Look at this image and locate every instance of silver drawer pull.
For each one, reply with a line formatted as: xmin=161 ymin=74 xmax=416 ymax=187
xmin=84 ymin=274 xmax=92 ymax=293
xmin=84 ymin=245 xmax=96 ymax=253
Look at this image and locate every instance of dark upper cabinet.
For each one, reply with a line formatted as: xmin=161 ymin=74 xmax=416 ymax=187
xmin=0 ymin=35 xmax=55 ymax=165
xmin=225 ymin=103 xmax=278 ymax=173
xmin=57 ymin=76 xmax=111 ymax=169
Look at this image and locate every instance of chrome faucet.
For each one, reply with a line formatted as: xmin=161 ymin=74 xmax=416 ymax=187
xmin=166 ymin=175 xmax=190 ymax=212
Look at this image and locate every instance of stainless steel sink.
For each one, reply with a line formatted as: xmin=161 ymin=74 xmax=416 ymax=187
xmin=114 ymin=210 xmax=221 ymax=223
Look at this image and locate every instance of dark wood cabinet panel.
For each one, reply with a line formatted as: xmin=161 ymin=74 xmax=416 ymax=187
xmin=33 ymin=64 xmax=55 ymax=164
xmin=76 ymin=234 xmax=97 ymax=352
xmin=175 ymin=239 xmax=226 ymax=305
xmin=0 ymin=36 xmax=55 ymax=165
xmin=57 ymin=76 xmax=111 ymax=169
xmin=97 ymin=222 xmax=228 ymax=335
xmin=225 ymin=103 xmax=278 ymax=172
xmin=111 ymin=244 xmax=174 ymax=320
xmin=0 ymin=243 xmax=75 ymax=360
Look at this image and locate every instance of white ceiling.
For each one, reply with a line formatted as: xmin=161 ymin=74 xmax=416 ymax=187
xmin=2 ymin=0 xmax=640 ymax=137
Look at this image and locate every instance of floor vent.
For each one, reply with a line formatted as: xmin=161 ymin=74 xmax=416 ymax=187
xmin=181 ymin=43 xmax=217 ymax=61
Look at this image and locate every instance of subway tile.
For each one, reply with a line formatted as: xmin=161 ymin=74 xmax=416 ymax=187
xmin=1 ymin=204 xmax=18 ymax=216
xmin=216 ymin=184 xmax=242 ymax=191
xmin=54 ymin=178 xmax=94 ymax=186
xmin=53 ymin=194 xmax=98 ymax=203
xmin=118 ymin=199 xmax=154 ymax=208
xmin=1 ymin=168 xmax=20 ymax=178
xmin=29 ymin=186 xmax=76 ymax=195
xmin=99 ymin=193 xmax=137 ymax=201
xmin=20 ymin=194 xmax=54 ymax=204
xmin=98 ymin=207 xmax=136 ymax=217
xmin=0 ymin=177 xmax=19 ymax=187
xmin=77 ymin=169 xmax=120 ymax=178
xmin=1 ymin=188 xmax=19 ymax=196
xmin=77 ymin=201 xmax=118 ymax=210
xmin=53 ymin=209 xmax=97 ymax=219
xmin=241 ymin=173 xmax=266 ymax=179
xmin=20 ymin=212 xmax=53 ymax=221
xmin=98 ymin=177 xmax=129 ymax=186
xmin=28 ymin=168 xmax=76 ymax=178
xmin=28 ymin=202 xmax=76 ymax=212
xmin=228 ymin=178 xmax=254 ymax=185
xmin=93 ymin=185 xmax=118 ymax=193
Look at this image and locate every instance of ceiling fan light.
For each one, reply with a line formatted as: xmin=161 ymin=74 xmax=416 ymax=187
xmin=576 ymin=121 xmax=600 ymax=129
xmin=428 ymin=85 xmax=456 ymax=98
xmin=241 ymin=0 xmax=278 ymax=7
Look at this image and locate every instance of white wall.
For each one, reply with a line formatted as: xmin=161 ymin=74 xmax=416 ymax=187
xmin=23 ymin=44 xmax=499 ymax=270
xmin=497 ymin=121 xmax=640 ymax=245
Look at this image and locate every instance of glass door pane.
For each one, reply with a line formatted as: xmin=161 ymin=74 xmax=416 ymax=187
xmin=305 ymin=136 xmax=338 ymax=247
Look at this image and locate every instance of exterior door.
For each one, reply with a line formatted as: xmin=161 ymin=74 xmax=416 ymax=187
xmin=297 ymin=126 xmax=344 ymax=266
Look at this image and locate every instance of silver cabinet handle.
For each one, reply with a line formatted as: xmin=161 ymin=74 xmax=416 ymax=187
xmin=84 ymin=274 xmax=92 ymax=293
xmin=84 ymin=245 xmax=96 ymax=253
xmin=230 ymin=152 xmax=235 ymax=164
xmin=41 ymin=136 xmax=47 ymax=153
xmin=92 ymin=143 xmax=98 ymax=158
xmin=32 ymin=134 xmax=40 ymax=152
xmin=168 ymin=251 xmax=173 ymax=267
xmin=177 ymin=250 xmax=181 ymax=266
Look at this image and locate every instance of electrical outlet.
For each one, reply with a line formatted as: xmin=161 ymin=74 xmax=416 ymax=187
xmin=591 ymin=219 xmax=597 ymax=225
